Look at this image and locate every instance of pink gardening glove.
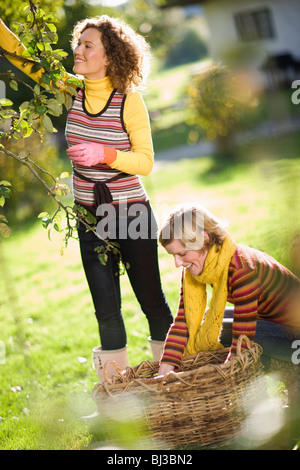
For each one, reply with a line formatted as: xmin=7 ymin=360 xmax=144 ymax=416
xmin=66 ymin=143 xmax=105 ymax=167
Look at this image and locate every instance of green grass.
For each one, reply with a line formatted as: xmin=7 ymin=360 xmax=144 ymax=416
xmin=144 ymin=60 xmax=211 ymax=151
xmin=1 ymin=59 xmax=300 ymax=450
xmin=1 ymin=136 xmax=300 ymax=449
xmin=145 ymin=59 xmax=300 ymax=154
xmin=146 ymin=60 xmax=211 ymax=113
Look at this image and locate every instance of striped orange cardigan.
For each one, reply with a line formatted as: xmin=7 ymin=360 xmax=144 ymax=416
xmin=161 ymin=244 xmax=300 ymax=368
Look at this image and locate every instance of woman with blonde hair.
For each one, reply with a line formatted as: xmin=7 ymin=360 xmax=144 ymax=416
xmin=158 ymin=204 xmax=300 ymax=376
xmin=0 ymin=15 xmax=173 ymax=381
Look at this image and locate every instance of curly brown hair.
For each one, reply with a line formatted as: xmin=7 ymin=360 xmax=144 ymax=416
xmin=71 ymin=15 xmax=151 ymax=94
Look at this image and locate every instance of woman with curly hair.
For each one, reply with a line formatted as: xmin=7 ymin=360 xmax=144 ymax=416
xmin=0 ymin=15 xmax=173 ymax=381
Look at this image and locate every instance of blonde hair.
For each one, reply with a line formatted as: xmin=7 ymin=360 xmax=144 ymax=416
xmin=71 ymin=15 xmax=151 ymax=94
xmin=159 ymin=204 xmax=228 ymax=251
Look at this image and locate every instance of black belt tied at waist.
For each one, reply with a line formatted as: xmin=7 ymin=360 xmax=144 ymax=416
xmin=73 ymin=169 xmax=129 ymax=207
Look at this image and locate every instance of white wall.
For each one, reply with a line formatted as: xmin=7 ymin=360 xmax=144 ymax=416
xmin=270 ymin=0 xmax=300 ymax=59
xmin=203 ymin=0 xmax=300 ymax=65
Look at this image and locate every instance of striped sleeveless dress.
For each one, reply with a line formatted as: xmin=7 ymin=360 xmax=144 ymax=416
xmin=65 ymin=88 xmax=148 ymax=213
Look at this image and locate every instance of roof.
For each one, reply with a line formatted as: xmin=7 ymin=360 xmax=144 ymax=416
xmin=157 ymin=0 xmax=206 ymax=8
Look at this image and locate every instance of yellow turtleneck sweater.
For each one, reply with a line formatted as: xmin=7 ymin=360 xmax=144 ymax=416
xmin=0 ymin=20 xmax=154 ymax=176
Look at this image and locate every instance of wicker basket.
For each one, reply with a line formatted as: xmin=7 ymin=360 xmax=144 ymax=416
xmin=92 ymin=336 xmax=266 ymax=449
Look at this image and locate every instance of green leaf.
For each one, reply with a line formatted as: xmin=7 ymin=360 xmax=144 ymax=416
xmin=31 ymin=63 xmax=43 ymax=74
xmin=73 ymin=204 xmax=87 ymax=215
xmin=52 ymin=49 xmax=68 ymax=59
xmin=22 ymin=50 xmax=32 ymax=58
xmin=0 ymin=214 xmax=8 ymax=224
xmin=64 ymin=94 xmax=73 ymax=111
xmin=0 ymin=196 xmax=5 ymax=207
xmin=0 ymin=98 xmax=13 ymax=107
xmin=109 ymin=241 xmax=121 ymax=248
xmin=40 ymin=57 xmax=50 ymax=69
xmin=47 ymin=23 xmax=57 ymax=33
xmin=0 ymin=185 xmax=11 ymax=199
xmin=34 ymin=84 xmax=41 ymax=95
xmin=41 ymin=75 xmax=51 ymax=87
xmin=41 ymin=217 xmax=52 ymax=228
xmin=42 ymin=114 xmax=53 ymax=133
xmin=85 ymin=211 xmax=97 ymax=225
xmin=42 ymin=35 xmax=53 ymax=44
xmin=55 ymin=92 xmax=65 ymax=105
xmin=9 ymin=80 xmax=18 ymax=91
xmin=66 ymin=86 xmax=78 ymax=96
xmin=48 ymin=226 xmax=52 ymax=241
xmin=47 ymin=100 xmax=62 ymax=117
xmin=66 ymin=77 xmax=83 ymax=88
xmin=98 ymin=253 xmax=108 ymax=266
xmin=0 ymin=181 xmax=12 ymax=187
xmin=118 ymin=261 xmax=126 ymax=275
xmin=36 ymin=105 xmax=47 ymax=115
xmin=0 ymin=222 xmax=12 ymax=238
xmin=19 ymin=101 xmax=30 ymax=111
xmin=52 ymin=183 xmax=70 ymax=196
xmin=38 ymin=211 xmax=50 ymax=218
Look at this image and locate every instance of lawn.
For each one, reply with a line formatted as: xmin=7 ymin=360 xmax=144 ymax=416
xmin=1 ymin=132 xmax=300 ymax=449
xmin=1 ymin=57 xmax=300 ymax=450
xmin=144 ymin=60 xmax=212 ymax=151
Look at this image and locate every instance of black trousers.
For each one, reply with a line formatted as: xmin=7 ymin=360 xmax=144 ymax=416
xmin=78 ymin=201 xmax=173 ymax=350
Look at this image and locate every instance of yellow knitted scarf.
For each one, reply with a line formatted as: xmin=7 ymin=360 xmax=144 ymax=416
xmin=183 ymin=235 xmax=237 ymax=354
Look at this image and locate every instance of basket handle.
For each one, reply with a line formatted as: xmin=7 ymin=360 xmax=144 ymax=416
xmin=236 ymin=335 xmax=252 ymax=356
xmin=103 ymin=360 xmax=123 ymax=384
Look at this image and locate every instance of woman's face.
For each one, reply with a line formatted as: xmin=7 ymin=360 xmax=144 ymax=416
xmin=73 ymin=27 xmax=109 ymax=80
xmin=165 ymin=238 xmax=209 ymax=276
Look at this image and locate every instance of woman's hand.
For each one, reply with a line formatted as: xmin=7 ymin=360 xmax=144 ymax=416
xmin=67 ymin=143 xmax=105 ymax=167
xmin=224 ymin=351 xmax=232 ymax=363
xmin=157 ymin=363 xmax=175 ymax=377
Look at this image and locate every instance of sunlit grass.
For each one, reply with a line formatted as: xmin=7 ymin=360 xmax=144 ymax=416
xmin=146 ymin=60 xmax=211 ymax=112
xmin=1 ymin=143 xmax=300 ymax=449
xmin=1 ymin=57 xmax=300 ymax=449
